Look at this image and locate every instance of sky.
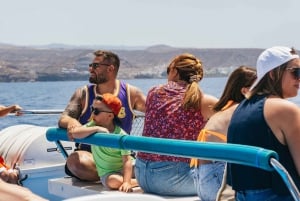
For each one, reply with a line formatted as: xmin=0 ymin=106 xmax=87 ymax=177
xmin=1 ymin=0 xmax=300 ymax=49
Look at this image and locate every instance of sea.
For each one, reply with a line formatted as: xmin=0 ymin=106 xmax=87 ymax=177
xmin=1 ymin=78 xmax=300 ymax=200
xmin=1 ymin=77 xmax=300 ymax=131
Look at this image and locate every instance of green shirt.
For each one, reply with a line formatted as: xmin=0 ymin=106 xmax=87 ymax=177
xmin=86 ymin=121 xmax=131 ymax=177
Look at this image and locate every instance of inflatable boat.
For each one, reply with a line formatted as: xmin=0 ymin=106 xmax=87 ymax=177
xmin=0 ymin=124 xmax=75 ymax=201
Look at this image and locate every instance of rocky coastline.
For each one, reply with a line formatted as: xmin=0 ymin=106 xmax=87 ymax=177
xmin=0 ymin=44 xmax=263 ymax=82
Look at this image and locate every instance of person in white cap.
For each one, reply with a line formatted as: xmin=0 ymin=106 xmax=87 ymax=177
xmin=227 ymin=46 xmax=300 ymax=201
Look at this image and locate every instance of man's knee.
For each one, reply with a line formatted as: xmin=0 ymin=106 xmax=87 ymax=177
xmin=66 ymin=151 xmax=90 ymax=172
xmin=66 ymin=152 xmax=80 ymax=166
xmin=65 ymin=151 xmax=98 ymax=181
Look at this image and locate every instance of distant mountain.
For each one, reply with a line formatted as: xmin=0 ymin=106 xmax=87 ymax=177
xmin=0 ymin=43 xmax=263 ymax=82
xmin=145 ymin=44 xmax=177 ymax=52
xmin=28 ymin=43 xmax=148 ymax=51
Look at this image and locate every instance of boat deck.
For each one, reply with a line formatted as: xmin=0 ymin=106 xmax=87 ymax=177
xmin=48 ymin=177 xmax=199 ymax=201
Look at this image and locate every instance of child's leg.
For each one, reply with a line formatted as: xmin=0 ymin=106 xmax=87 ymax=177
xmin=106 ymin=174 xmax=123 ymax=190
xmin=104 ymin=174 xmax=139 ymax=190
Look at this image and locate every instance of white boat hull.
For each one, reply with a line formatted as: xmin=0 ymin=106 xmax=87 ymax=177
xmin=0 ymin=124 xmax=75 ymax=201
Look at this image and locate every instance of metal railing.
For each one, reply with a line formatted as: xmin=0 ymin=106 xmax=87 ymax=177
xmin=131 ymin=113 xmax=144 ymax=136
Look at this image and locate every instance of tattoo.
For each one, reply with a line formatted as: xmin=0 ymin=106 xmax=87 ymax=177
xmin=62 ymin=87 xmax=85 ymax=119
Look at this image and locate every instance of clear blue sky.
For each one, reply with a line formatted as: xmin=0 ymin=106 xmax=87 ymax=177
xmin=1 ymin=0 xmax=299 ymax=49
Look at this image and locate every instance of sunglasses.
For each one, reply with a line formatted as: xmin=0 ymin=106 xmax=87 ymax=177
xmin=286 ymin=67 xmax=300 ymax=80
xmin=89 ymin=63 xmax=110 ymax=69
xmin=91 ymin=106 xmax=113 ymax=116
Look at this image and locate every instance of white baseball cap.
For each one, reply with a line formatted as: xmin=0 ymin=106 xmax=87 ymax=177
xmin=250 ymin=46 xmax=299 ymax=90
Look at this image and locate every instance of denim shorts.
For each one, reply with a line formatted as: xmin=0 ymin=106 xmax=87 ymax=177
xmin=135 ymin=158 xmax=196 ymax=196
xmin=236 ymin=188 xmax=294 ymax=201
xmin=193 ymin=161 xmax=225 ymax=201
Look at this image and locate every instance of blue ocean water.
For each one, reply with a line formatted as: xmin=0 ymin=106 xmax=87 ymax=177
xmin=1 ymin=77 xmax=299 ymax=130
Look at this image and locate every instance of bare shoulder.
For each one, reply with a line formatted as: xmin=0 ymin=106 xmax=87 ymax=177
xmin=265 ymin=98 xmax=299 ymax=114
xmin=265 ymin=98 xmax=300 ymax=135
xmin=265 ymin=98 xmax=300 ymax=154
xmin=201 ymin=93 xmax=219 ymax=121
xmin=127 ymin=84 xmax=146 ymax=112
xmin=202 ymin=93 xmax=219 ymax=106
xmin=128 ymin=84 xmax=143 ymax=93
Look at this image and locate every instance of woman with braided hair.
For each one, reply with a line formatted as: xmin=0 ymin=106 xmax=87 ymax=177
xmin=135 ymin=53 xmax=218 ymax=196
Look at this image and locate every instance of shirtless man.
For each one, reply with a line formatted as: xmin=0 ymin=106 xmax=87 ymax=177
xmin=58 ymin=50 xmax=146 ymax=181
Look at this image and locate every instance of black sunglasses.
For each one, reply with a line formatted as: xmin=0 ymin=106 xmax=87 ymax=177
xmin=91 ymin=106 xmax=113 ymax=116
xmin=89 ymin=63 xmax=110 ymax=69
xmin=286 ymin=67 xmax=300 ymax=80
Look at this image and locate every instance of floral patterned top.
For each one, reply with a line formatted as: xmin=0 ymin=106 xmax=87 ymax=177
xmin=137 ymin=81 xmax=207 ymax=163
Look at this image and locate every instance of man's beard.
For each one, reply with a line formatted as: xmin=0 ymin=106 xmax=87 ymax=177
xmin=89 ymin=74 xmax=108 ymax=84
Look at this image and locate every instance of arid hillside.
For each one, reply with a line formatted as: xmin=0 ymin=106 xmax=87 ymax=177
xmin=0 ymin=44 xmax=263 ymax=82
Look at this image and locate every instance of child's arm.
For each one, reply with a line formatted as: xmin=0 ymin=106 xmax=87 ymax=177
xmin=119 ymin=155 xmax=133 ymax=192
xmin=69 ymin=126 xmax=109 ymax=139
